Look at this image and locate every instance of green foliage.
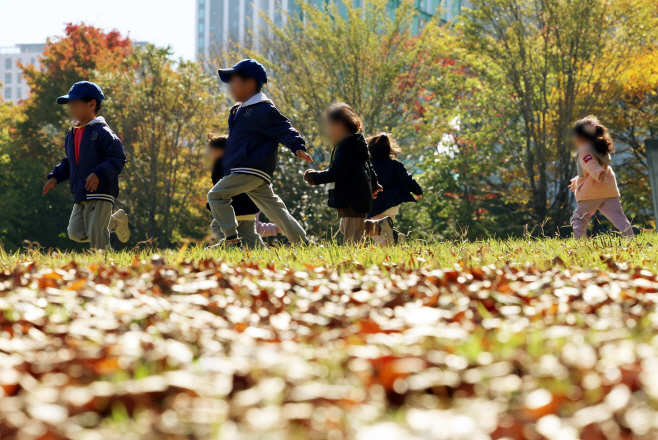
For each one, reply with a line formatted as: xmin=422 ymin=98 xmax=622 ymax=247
xmin=224 ymin=0 xmax=452 ymax=238
xmin=100 ymin=45 xmax=226 ymax=247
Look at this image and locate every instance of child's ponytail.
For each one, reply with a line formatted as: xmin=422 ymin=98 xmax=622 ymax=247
xmin=367 ymin=132 xmax=402 ymax=160
xmin=573 ymin=116 xmax=614 ymax=156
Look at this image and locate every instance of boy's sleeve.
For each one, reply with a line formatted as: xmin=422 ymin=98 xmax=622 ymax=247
xmin=313 ymin=146 xmax=351 ymax=185
xmin=47 ymin=132 xmax=71 ymax=182
xmin=92 ymin=128 xmax=127 ymax=180
xmin=580 ymin=152 xmax=605 ymax=182
xmin=261 ymin=107 xmax=306 ymax=153
xmin=396 ymin=161 xmax=423 ymax=195
xmin=48 ymin=157 xmax=71 ymax=183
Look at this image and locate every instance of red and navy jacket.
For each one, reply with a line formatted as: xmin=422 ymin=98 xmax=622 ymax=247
xmin=48 ymin=117 xmax=126 ymax=203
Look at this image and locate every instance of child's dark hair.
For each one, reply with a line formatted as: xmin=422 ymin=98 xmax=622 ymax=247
xmin=325 ymin=102 xmax=363 ymax=134
xmin=208 ymin=134 xmax=228 ymax=149
xmin=367 ymin=132 xmax=401 ymax=160
xmin=83 ymin=96 xmax=101 ymax=114
xmin=573 ymin=116 xmax=614 ymax=156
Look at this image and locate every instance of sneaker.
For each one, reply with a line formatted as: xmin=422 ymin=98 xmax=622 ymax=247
xmin=109 ymin=209 xmax=130 ymax=243
xmin=210 ymin=236 xmax=243 ymax=249
xmin=377 ymin=217 xmax=405 ymax=246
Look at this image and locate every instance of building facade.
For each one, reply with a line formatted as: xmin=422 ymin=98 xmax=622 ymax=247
xmin=0 ymin=44 xmax=44 ymax=103
xmin=195 ymin=0 xmax=470 ymax=61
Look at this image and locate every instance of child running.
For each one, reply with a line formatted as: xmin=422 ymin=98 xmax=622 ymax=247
xmin=303 ymin=103 xmax=404 ymax=244
xmin=206 ymin=134 xmax=280 ymax=248
xmin=43 ymin=81 xmax=130 ymax=249
xmin=208 ymin=59 xmax=311 ymax=247
xmin=569 ymin=116 xmax=633 ymax=238
xmin=367 ymin=133 xmax=423 ymax=218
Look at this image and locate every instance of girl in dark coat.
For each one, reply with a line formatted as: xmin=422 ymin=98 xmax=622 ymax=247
xmin=303 ymin=103 xmax=405 ymax=244
xmin=367 ymin=133 xmax=423 ymax=220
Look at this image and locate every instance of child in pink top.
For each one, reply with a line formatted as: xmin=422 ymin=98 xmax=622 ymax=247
xmin=568 ymin=116 xmax=633 ymax=238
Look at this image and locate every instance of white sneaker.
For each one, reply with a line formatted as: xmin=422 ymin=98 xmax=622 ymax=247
xmin=377 ymin=217 xmax=405 ymax=246
xmin=109 ymin=209 xmax=130 ymax=243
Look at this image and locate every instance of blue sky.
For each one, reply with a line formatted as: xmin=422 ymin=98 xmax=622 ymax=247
xmin=0 ymin=0 xmax=196 ymax=60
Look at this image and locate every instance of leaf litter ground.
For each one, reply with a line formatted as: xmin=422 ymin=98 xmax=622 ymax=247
xmin=1 ymin=235 xmax=658 ymax=439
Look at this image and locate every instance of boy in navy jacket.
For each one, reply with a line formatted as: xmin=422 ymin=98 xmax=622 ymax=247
xmin=43 ymin=81 xmax=130 ymax=249
xmin=208 ymin=59 xmax=312 ymax=247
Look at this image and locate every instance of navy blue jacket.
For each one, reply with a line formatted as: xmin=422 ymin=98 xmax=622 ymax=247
xmin=224 ymin=93 xmax=306 ymax=183
xmin=313 ymin=134 xmax=378 ymax=214
xmin=207 ymin=158 xmax=259 ymax=216
xmin=48 ymin=118 xmax=126 ymax=203
xmin=368 ymin=159 xmax=423 ymax=218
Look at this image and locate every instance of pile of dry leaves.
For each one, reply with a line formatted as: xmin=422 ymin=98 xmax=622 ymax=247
xmin=0 ymin=256 xmax=657 ymax=439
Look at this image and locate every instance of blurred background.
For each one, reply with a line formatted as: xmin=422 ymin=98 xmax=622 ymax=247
xmin=0 ymin=0 xmax=656 ymax=251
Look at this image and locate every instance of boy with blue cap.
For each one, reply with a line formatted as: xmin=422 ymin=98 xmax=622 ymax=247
xmin=43 ymin=81 xmax=130 ymax=249
xmin=208 ymin=59 xmax=312 ymax=247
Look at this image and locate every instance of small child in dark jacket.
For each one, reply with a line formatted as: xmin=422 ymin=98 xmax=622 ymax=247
xmin=206 ymin=135 xmax=280 ymax=248
xmin=303 ymin=103 xmax=404 ymax=245
xmin=43 ymin=81 xmax=130 ymax=249
xmin=367 ymin=133 xmax=423 ymax=220
xmin=208 ymin=59 xmax=311 ymax=248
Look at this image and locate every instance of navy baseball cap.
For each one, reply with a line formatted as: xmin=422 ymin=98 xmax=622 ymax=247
xmin=218 ymin=59 xmax=268 ymax=87
xmin=56 ymin=81 xmax=105 ymax=105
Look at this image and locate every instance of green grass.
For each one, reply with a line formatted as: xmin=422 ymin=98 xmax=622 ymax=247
xmin=3 ymin=232 xmax=656 ymax=271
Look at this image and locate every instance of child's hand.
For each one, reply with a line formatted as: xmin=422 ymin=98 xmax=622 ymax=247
xmin=43 ymin=178 xmax=58 ymax=195
xmin=601 ymin=167 xmax=613 ymax=181
xmin=568 ymin=179 xmax=577 ymax=193
xmin=85 ymin=173 xmax=100 ymax=192
xmin=296 ymin=149 xmax=313 ymax=163
xmin=303 ymin=169 xmax=317 ymax=185
xmin=372 ymin=183 xmax=383 ymax=199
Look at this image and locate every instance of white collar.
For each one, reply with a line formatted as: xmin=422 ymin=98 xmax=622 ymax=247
xmin=73 ymin=116 xmax=108 ymax=127
xmin=239 ymin=92 xmax=273 ymax=108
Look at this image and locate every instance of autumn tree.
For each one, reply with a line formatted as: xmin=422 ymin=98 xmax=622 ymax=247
xmin=221 ymin=0 xmax=451 ymax=237
xmin=100 ymin=46 xmax=225 ymax=246
xmin=422 ymin=0 xmax=658 ymax=234
xmin=0 ymin=24 xmax=134 ymax=251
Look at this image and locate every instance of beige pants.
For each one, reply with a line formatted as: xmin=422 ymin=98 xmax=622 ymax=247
xmin=571 ymin=197 xmax=634 ymax=238
xmin=339 ymin=217 xmax=379 ymax=243
xmin=208 ymin=173 xmax=307 ymax=244
xmin=67 ymin=200 xmax=113 ymax=249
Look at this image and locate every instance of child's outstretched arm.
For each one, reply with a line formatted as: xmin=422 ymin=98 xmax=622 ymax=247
xmin=305 ymin=145 xmax=351 ymax=186
xmin=44 ymin=155 xmax=71 ymax=194
xmin=580 ymin=153 xmax=606 ymax=182
xmin=261 ymin=107 xmax=312 ymax=162
xmin=396 ymin=161 xmax=423 ymax=196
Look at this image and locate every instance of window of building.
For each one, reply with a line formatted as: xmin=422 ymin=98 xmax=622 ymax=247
xmin=199 ymin=7 xmax=205 ymax=19
xmin=4 ymin=88 xmax=11 ymax=99
xmin=5 ymin=58 xmax=12 ymax=69
xmin=17 ymin=73 xmax=21 ymax=84
xmin=199 ymin=37 xmax=205 ymax=48
xmin=199 ymin=23 xmax=205 ymax=32
xmin=5 ymin=73 xmax=11 ymax=84
xmin=17 ymin=88 xmax=22 ymax=100
xmin=30 ymin=57 xmax=35 ymax=65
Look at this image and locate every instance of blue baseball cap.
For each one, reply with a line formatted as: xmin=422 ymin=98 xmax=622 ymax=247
xmin=218 ymin=59 xmax=268 ymax=87
xmin=57 ymin=81 xmax=105 ymax=105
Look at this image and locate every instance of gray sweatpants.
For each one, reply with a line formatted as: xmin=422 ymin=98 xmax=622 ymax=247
xmin=207 ymin=173 xmax=307 ymax=244
xmin=210 ymin=219 xmax=266 ymax=248
xmin=67 ymin=200 xmax=113 ymax=249
xmin=571 ymin=197 xmax=634 ymax=238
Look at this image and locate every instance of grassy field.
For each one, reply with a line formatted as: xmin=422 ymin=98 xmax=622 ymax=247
xmin=1 ymin=234 xmax=658 ymax=439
